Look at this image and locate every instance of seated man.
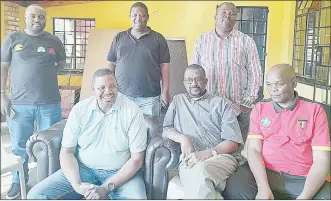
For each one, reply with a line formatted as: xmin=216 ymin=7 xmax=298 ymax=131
xmin=223 ymin=64 xmax=331 ymax=200
xmin=27 ymin=68 xmax=147 ymax=199
xmin=163 ymin=64 xmax=244 ymax=199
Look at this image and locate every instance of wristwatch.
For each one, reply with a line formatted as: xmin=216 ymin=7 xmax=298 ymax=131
xmin=107 ymin=182 xmax=116 ymax=193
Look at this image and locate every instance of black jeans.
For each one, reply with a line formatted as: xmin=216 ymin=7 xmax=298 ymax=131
xmin=222 ymin=162 xmax=331 ymax=200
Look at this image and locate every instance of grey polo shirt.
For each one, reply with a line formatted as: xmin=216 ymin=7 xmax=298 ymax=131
xmin=1 ymin=30 xmax=66 ymax=105
xmin=163 ymin=92 xmax=244 ymax=159
xmin=107 ymin=27 xmax=170 ymax=97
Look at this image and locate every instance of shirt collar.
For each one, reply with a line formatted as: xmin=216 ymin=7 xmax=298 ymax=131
xmin=185 ymin=90 xmax=210 ymax=103
xmin=127 ymin=26 xmax=152 ymax=36
xmin=272 ymin=91 xmax=300 ymax=113
xmin=90 ymin=95 xmax=121 ymax=114
xmin=212 ymin=28 xmax=238 ymax=39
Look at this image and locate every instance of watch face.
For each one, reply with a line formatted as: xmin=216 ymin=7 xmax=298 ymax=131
xmin=108 ymin=182 xmax=115 ymax=191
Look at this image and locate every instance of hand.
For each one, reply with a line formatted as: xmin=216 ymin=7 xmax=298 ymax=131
xmin=183 ymin=150 xmax=213 ymax=169
xmin=1 ymin=94 xmax=11 ymax=116
xmin=72 ymin=182 xmax=93 ymax=196
xmin=240 ymin=105 xmax=251 ymax=112
xmin=161 ymin=90 xmax=171 ymax=107
xmin=256 ymin=187 xmax=274 ymax=200
xmin=81 ymin=183 xmax=110 ymax=200
xmin=179 ymin=135 xmax=195 ymax=156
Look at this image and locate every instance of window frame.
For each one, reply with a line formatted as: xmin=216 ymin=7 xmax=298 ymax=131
xmin=53 ymin=17 xmax=96 ymax=75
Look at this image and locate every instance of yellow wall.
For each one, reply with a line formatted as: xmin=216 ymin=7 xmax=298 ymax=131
xmin=41 ymin=1 xmax=296 ymax=89
xmin=1 ymin=1 xmax=5 ymax=42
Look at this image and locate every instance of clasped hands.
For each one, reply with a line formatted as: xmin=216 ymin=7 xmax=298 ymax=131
xmin=74 ymin=182 xmax=110 ymax=200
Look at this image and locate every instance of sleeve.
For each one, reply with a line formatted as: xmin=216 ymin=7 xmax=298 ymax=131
xmin=107 ymin=34 xmax=119 ymax=62
xmin=55 ymin=38 xmax=66 ymax=62
xmin=158 ymin=34 xmax=170 ymax=64
xmin=311 ymin=105 xmax=330 ymax=151
xmin=247 ymin=104 xmax=264 ymax=140
xmin=219 ymin=100 xmax=244 ymax=144
xmin=1 ymin=34 xmax=13 ymax=62
xmin=241 ymin=36 xmax=263 ymax=108
xmin=61 ymin=106 xmax=81 ymax=147
xmin=190 ymin=36 xmax=202 ymax=65
xmin=162 ymin=96 xmax=177 ymax=137
xmin=128 ymin=109 xmax=148 ymax=153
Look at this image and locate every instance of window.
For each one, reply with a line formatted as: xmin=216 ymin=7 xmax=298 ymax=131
xmin=292 ymin=0 xmax=331 ymax=102
xmin=53 ymin=18 xmax=95 ymax=74
xmin=235 ymin=7 xmax=269 ymax=101
xmin=3 ymin=2 xmax=19 ymax=35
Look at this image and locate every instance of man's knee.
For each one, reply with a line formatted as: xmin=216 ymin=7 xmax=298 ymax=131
xmin=27 ymin=186 xmax=48 ymax=199
xmin=222 ymin=163 xmax=257 ymax=199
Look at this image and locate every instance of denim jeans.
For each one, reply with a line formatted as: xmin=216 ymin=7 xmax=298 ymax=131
xmin=27 ymin=162 xmax=147 ymax=199
xmin=7 ymin=104 xmax=62 ymax=184
xmin=126 ymin=95 xmax=161 ymax=116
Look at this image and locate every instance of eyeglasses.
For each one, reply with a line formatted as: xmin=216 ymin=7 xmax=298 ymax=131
xmin=183 ymin=77 xmax=206 ymax=84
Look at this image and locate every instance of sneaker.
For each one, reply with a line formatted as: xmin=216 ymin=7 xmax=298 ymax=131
xmin=6 ymin=183 xmax=21 ymax=200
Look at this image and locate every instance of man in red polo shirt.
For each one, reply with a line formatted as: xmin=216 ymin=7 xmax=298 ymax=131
xmin=222 ymin=64 xmax=330 ymax=199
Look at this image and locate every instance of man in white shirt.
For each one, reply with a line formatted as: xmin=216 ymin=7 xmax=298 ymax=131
xmin=27 ymin=68 xmax=147 ymax=199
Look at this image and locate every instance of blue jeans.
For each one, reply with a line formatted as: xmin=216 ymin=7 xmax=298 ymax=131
xmin=7 ymin=104 xmax=62 ymax=184
xmin=126 ymin=95 xmax=161 ymax=116
xmin=27 ymin=162 xmax=147 ymax=199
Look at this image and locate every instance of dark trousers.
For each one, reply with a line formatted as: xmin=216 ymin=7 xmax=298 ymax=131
xmin=222 ymin=162 xmax=331 ymax=200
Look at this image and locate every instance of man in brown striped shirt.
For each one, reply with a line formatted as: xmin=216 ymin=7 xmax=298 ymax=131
xmin=191 ymin=2 xmax=262 ymax=141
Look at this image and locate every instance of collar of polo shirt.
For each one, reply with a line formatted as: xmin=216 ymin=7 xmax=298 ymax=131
xmin=90 ymin=93 xmax=121 ymax=113
xmin=272 ymin=91 xmax=300 ymax=113
xmin=185 ymin=90 xmax=209 ymax=103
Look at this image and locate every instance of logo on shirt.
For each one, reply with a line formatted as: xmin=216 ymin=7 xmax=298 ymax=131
xmin=14 ymin=44 xmax=23 ymax=51
xmin=37 ymin=46 xmax=46 ymax=53
xmin=298 ymin=120 xmax=308 ymax=129
xmin=49 ymin=48 xmax=55 ymax=55
xmin=261 ymin=117 xmax=271 ymax=128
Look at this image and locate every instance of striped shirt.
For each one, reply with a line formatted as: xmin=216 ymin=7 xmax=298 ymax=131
xmin=162 ymin=92 xmax=243 ymax=156
xmin=191 ymin=29 xmax=262 ymax=115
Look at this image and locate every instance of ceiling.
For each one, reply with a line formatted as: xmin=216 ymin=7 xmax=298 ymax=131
xmin=10 ymin=1 xmax=99 ymax=8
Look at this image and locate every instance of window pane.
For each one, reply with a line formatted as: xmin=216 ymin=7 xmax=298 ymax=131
xmin=54 ymin=19 xmax=64 ymax=31
xmin=254 ymin=8 xmax=267 ymax=21
xmin=234 ymin=21 xmax=241 ymax=30
xmin=236 ymin=8 xmax=241 ymax=20
xmin=241 ymin=21 xmax=253 ymax=33
xmin=253 ymin=35 xmax=265 ymax=47
xmin=257 ymin=47 xmax=265 ymax=60
xmin=254 ymin=21 xmax=266 ymax=34
xmin=65 ymin=19 xmax=74 ymax=31
xmin=76 ymin=20 xmax=85 ymax=27
xmin=242 ymin=8 xmax=254 ymax=20
xmin=76 ymin=45 xmax=86 ymax=57
xmin=65 ymin=32 xmax=75 ymax=44
xmin=65 ymin=45 xmax=73 ymax=57
xmin=54 ymin=32 xmax=64 ymax=43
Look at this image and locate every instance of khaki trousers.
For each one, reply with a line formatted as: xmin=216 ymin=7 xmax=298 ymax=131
xmin=179 ymin=154 xmax=238 ymax=199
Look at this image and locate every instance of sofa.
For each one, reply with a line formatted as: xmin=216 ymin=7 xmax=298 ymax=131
xmin=25 ymin=114 xmax=181 ymax=200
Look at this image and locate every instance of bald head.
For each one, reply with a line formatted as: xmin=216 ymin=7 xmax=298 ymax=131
xmin=266 ymin=64 xmax=297 ymax=108
xmin=25 ymin=4 xmax=46 ymax=15
xmin=266 ymin=63 xmax=296 ymax=82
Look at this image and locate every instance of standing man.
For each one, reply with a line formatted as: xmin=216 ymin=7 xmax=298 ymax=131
xmin=1 ymin=4 xmax=66 ymax=199
xmin=191 ymin=2 xmax=262 ymax=141
xmin=107 ymin=2 xmax=171 ymax=116
xmin=223 ymin=64 xmax=330 ymax=200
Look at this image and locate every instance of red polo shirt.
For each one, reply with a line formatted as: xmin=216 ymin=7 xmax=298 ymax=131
xmin=248 ymin=96 xmax=330 ymax=176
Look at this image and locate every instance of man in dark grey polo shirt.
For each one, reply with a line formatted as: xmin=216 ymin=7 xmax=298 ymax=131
xmin=107 ymin=2 xmax=170 ymax=116
xmin=163 ymin=64 xmax=243 ymax=199
xmin=1 ymin=4 xmax=65 ymax=199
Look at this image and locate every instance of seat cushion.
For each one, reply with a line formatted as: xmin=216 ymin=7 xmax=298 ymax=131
xmin=167 ymin=175 xmax=184 ymax=199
